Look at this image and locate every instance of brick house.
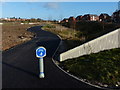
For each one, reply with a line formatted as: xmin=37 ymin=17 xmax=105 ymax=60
xmin=68 ymin=16 xmax=76 ymax=28
xmin=90 ymin=15 xmax=99 ymax=21
xmin=99 ymin=13 xmax=111 ymax=22
xmin=76 ymin=15 xmax=82 ymax=22
xmin=61 ymin=18 xmax=69 ymax=23
xmin=60 ymin=18 xmax=69 ymax=27
xmin=82 ymin=14 xmax=99 ymax=21
xmin=68 ymin=16 xmax=76 ymax=22
xmin=112 ymin=10 xmax=120 ymax=23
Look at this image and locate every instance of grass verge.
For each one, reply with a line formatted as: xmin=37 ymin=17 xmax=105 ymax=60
xmin=42 ymin=23 xmax=82 ymax=40
xmin=42 ymin=22 xmax=85 ymax=52
xmin=59 ymin=48 xmax=120 ymax=88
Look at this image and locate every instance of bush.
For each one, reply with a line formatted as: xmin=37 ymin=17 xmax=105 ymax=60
xmin=76 ymin=21 xmax=103 ymax=33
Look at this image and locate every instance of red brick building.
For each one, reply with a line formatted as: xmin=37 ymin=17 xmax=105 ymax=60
xmin=112 ymin=10 xmax=120 ymax=23
xmin=60 ymin=18 xmax=69 ymax=23
xmin=99 ymin=13 xmax=111 ymax=22
xmin=82 ymin=14 xmax=99 ymax=21
xmin=68 ymin=16 xmax=76 ymax=22
xmin=76 ymin=15 xmax=83 ymax=22
xmin=68 ymin=16 xmax=76 ymax=28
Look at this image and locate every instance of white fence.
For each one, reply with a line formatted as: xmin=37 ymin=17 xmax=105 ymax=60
xmin=60 ymin=28 xmax=120 ymax=62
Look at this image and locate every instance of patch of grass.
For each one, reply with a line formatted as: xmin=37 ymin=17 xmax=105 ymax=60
xmin=59 ymin=48 xmax=120 ymax=87
xmin=42 ymin=23 xmax=84 ymax=52
xmin=42 ymin=24 xmax=56 ymax=28
xmin=42 ymin=23 xmax=82 ymax=40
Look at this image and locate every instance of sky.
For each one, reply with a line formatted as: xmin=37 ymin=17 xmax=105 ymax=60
xmin=1 ymin=2 xmax=119 ymax=20
xmin=0 ymin=0 xmax=120 ymax=2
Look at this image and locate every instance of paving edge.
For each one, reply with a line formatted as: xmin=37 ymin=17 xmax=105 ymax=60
xmin=51 ymin=34 xmax=110 ymax=90
xmin=2 ymin=26 xmax=117 ymax=89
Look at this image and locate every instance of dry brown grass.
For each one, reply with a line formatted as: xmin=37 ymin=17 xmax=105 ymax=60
xmin=2 ymin=23 xmax=36 ymax=51
xmin=42 ymin=22 xmax=82 ymax=40
xmin=42 ymin=22 xmax=85 ymax=52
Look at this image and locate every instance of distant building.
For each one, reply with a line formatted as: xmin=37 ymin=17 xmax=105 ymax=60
xmin=82 ymin=14 xmax=99 ymax=21
xmin=112 ymin=10 xmax=120 ymax=23
xmin=118 ymin=1 xmax=120 ymax=10
xmin=90 ymin=15 xmax=99 ymax=21
xmin=82 ymin=14 xmax=89 ymax=21
xmin=99 ymin=13 xmax=111 ymax=22
xmin=68 ymin=16 xmax=76 ymax=22
xmin=60 ymin=18 xmax=69 ymax=27
xmin=68 ymin=16 xmax=76 ymax=28
xmin=76 ymin=15 xmax=82 ymax=22
xmin=1 ymin=18 xmax=35 ymax=22
xmin=60 ymin=18 xmax=69 ymax=23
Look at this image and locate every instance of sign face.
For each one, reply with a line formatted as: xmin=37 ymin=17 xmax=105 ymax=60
xmin=36 ymin=47 xmax=46 ymax=58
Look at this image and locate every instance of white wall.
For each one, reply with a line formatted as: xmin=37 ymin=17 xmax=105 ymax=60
xmin=60 ymin=28 xmax=120 ymax=62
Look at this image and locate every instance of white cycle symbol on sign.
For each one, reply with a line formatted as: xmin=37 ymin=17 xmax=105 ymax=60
xmin=36 ymin=47 xmax=46 ymax=58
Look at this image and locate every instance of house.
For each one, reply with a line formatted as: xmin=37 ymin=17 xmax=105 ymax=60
xmin=90 ymin=15 xmax=99 ymax=21
xmin=76 ymin=15 xmax=82 ymax=22
xmin=82 ymin=14 xmax=89 ymax=21
xmin=68 ymin=16 xmax=76 ymax=28
xmin=17 ymin=18 xmax=26 ymax=21
xmin=9 ymin=18 xmax=17 ymax=21
xmin=82 ymin=14 xmax=99 ymax=21
xmin=112 ymin=10 xmax=120 ymax=23
xmin=99 ymin=13 xmax=111 ymax=22
xmin=118 ymin=1 xmax=120 ymax=10
xmin=60 ymin=18 xmax=69 ymax=27
xmin=68 ymin=16 xmax=76 ymax=22
xmin=60 ymin=18 xmax=69 ymax=23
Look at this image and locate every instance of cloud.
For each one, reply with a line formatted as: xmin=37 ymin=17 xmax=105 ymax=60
xmin=43 ymin=2 xmax=59 ymax=10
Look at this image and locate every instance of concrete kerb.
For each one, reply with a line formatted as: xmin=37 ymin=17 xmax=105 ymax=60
xmin=52 ymin=34 xmax=62 ymax=59
xmin=51 ymin=35 xmax=111 ymax=90
xmin=3 ymin=25 xmax=118 ymax=89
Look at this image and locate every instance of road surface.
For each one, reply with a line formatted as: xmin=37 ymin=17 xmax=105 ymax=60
xmin=2 ymin=26 xmax=99 ymax=88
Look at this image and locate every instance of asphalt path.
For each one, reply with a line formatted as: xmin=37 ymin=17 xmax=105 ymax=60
xmin=2 ymin=26 xmax=100 ymax=88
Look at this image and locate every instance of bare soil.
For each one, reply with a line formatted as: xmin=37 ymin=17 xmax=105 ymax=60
xmin=2 ymin=23 xmax=36 ymax=51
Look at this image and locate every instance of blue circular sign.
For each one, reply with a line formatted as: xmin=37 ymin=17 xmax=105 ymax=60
xmin=36 ymin=47 xmax=46 ymax=58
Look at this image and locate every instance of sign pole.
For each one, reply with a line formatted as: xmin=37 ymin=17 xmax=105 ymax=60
xmin=39 ymin=58 xmax=44 ymax=78
xmin=36 ymin=46 xmax=46 ymax=79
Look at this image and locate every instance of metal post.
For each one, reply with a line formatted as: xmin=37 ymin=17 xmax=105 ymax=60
xmin=39 ymin=58 xmax=44 ymax=78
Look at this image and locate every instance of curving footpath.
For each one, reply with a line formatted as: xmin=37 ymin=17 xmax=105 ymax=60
xmin=2 ymin=26 xmax=101 ymax=88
